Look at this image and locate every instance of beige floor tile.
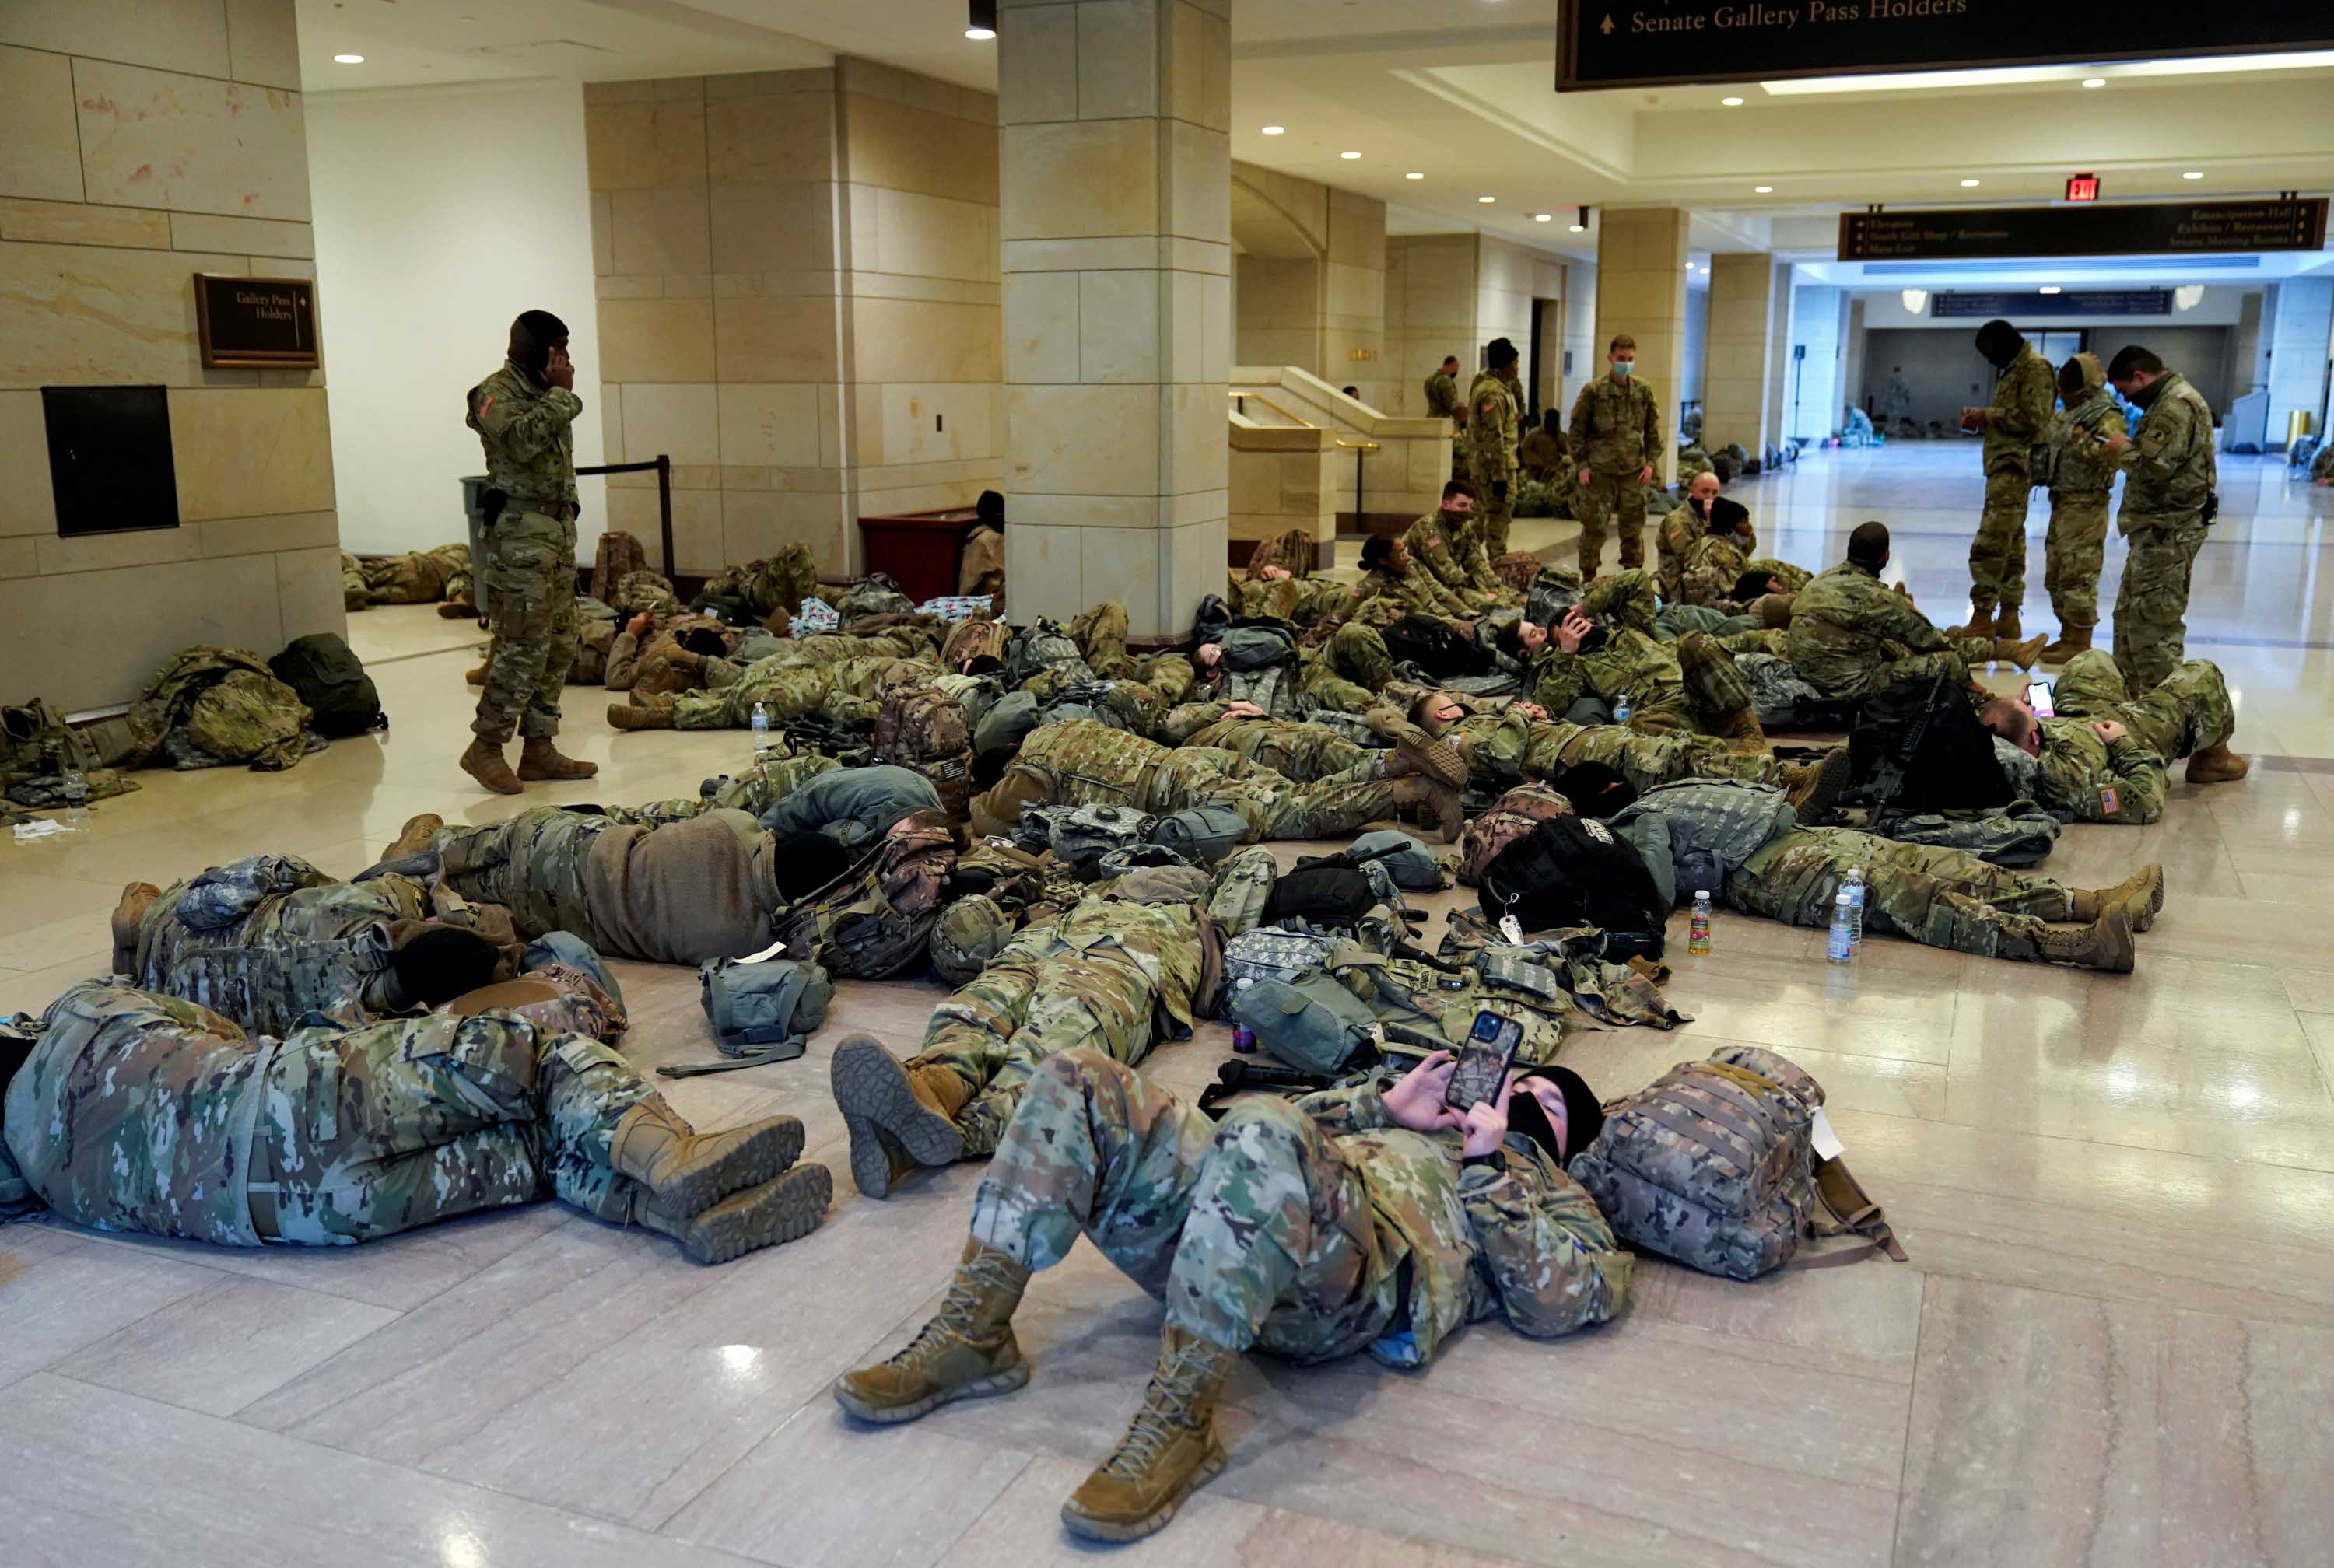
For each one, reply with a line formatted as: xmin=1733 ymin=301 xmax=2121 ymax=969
xmin=52 ymin=1275 xmax=399 ymax=1416
xmin=0 ymin=1238 xmax=223 ymax=1385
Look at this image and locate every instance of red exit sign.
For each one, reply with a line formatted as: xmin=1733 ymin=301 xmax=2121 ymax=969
xmin=2066 ymin=173 xmax=2101 ymax=203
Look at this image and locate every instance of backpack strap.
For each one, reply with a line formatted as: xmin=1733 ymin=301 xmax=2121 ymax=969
xmin=1797 ymin=1154 xmax=1908 ymax=1264
xmin=655 ymin=1035 xmax=808 ymax=1077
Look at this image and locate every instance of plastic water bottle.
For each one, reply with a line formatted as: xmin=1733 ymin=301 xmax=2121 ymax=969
xmin=749 ymin=700 xmax=770 ymax=754
xmin=1842 ymin=866 xmax=1867 ymax=952
xmin=62 ymin=765 xmax=89 ymax=825
xmin=1827 ymin=891 xmax=1855 ymax=964
xmin=1232 ymin=1023 xmax=1257 ymax=1055
xmin=1611 ymin=691 xmax=1632 ymax=724
xmin=1688 ymin=890 xmax=1712 ymax=956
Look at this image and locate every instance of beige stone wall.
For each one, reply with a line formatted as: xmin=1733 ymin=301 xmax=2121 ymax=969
xmin=1593 ymin=207 xmax=1691 ymax=484
xmin=1228 ymin=424 xmax=1336 ymax=555
xmin=1229 ymin=165 xmax=1386 ymax=406
xmin=584 ymin=61 xmax=1001 ymax=578
xmin=1383 ymin=235 xmax=1480 ymax=417
xmin=0 ymin=0 xmax=342 ymax=712
xmin=1705 ymin=250 xmax=1777 ymax=457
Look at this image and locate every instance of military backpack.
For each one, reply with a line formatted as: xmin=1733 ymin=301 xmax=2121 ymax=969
xmin=1026 ymin=802 xmax=1155 ymax=880
xmin=269 ymin=633 xmax=385 ymax=738
xmin=874 ymin=686 xmax=974 ymax=821
xmin=664 ymin=954 xmax=834 ymax=1074
xmin=1569 ymin=1045 xmax=1903 ymax=1280
xmin=1458 ymin=782 xmax=1573 ymax=887
xmin=773 ymin=812 xmax=957 ymax=980
xmin=1147 ymin=803 xmax=1250 ymax=866
xmin=1228 ymin=971 xmax=1382 ymax=1076
xmin=941 ymin=615 xmax=1011 ymax=671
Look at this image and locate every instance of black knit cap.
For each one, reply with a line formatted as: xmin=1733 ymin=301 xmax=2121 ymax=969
xmin=1512 ymin=1063 xmax=1606 ymax=1164
xmin=508 ymin=309 xmax=570 ymax=379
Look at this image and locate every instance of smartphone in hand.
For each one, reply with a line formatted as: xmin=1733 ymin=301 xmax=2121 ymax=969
xmin=1445 ymin=1010 xmax=1524 ymax=1111
xmin=2029 ymin=679 xmax=2055 ymax=719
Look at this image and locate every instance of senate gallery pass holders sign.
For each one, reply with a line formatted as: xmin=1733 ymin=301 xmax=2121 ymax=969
xmin=193 ymin=274 xmax=321 ymax=369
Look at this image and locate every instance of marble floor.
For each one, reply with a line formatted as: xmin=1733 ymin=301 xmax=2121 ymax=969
xmin=5 ymin=441 xmax=2334 ymax=1566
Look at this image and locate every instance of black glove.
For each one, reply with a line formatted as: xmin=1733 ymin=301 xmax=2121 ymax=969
xmin=1491 ymin=481 xmax=1509 ymax=503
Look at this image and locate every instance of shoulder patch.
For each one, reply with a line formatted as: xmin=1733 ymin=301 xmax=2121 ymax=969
xmin=1478 ymin=397 xmax=1496 ymax=414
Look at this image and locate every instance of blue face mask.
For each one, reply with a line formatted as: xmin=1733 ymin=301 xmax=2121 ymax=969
xmin=1612 ymin=360 xmax=1633 ymax=377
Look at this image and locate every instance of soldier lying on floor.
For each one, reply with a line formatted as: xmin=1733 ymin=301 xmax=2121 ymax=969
xmin=832 ymin=1047 xmax=1624 ymax=1542
xmin=1978 ymin=650 xmax=2248 ymax=824
xmin=2 ymin=979 xmax=829 ymax=1265
xmin=1500 ymin=570 xmax=1768 ymax=748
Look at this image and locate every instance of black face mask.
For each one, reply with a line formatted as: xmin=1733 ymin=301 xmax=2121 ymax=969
xmin=2127 ymin=376 xmax=2167 ymax=410
xmin=507 ymin=309 xmax=570 ymax=383
xmin=1978 ymin=329 xmax=2026 ymax=370
xmin=1689 ymin=496 xmax=1708 ymax=519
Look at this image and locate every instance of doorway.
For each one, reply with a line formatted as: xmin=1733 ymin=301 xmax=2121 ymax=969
xmin=1528 ymin=296 xmax=1562 ymax=421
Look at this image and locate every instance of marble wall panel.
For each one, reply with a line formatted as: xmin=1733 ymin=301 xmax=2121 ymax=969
xmin=878 ymin=382 xmax=996 ymax=466
xmin=866 ymin=187 xmax=998 ymax=283
xmin=716 ymin=296 xmax=839 ymax=383
xmin=0 ymin=237 xmax=249 ymax=387
xmin=275 ymin=543 xmax=347 ymax=642
xmin=0 ymin=45 xmax=83 ymax=204
xmin=226 ymin=0 xmax=303 ymax=92
xmin=167 ymin=212 xmax=312 ymax=258
xmin=843 ymin=96 xmax=998 ymax=207
xmin=170 ymin=387 xmax=335 ymax=521
xmin=616 ymin=382 xmax=720 ymax=467
xmin=716 ymin=383 xmax=822 ymax=467
xmin=75 ymin=59 xmax=312 ymax=222
xmin=1001 ymin=120 xmax=1156 ymax=241
xmin=0 ymin=198 xmax=166 ymax=248
xmin=585 ymin=100 xmax=708 ymax=192
xmin=0 ymin=555 xmax=286 ymax=712
xmin=607 ymin=187 xmax=711 ymax=275
xmin=0 ymin=393 xmax=58 ymax=538
xmin=597 ymin=298 xmax=717 ymax=383
xmin=705 ymin=92 xmax=834 ymax=185
xmin=709 ymin=182 xmax=833 ymax=273
xmin=851 ymin=298 xmax=1000 ymax=385
xmin=0 ymin=0 xmax=230 ymax=79
xmin=1008 ymin=383 xmax=1159 ymax=495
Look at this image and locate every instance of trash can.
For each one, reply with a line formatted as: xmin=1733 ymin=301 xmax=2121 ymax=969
xmin=858 ymin=506 xmax=977 ymax=606
xmin=461 ymin=475 xmax=493 ymax=625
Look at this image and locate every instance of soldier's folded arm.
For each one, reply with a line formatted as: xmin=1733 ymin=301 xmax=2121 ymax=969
xmin=2104 ymin=737 xmax=2169 ymax=824
xmin=1290 ymin=1081 xmax=1393 ymax=1136
xmin=1642 ymin=393 xmax=1665 ymax=462
xmin=478 ymin=384 xmax=584 ymax=462
xmin=1460 ymin=1161 xmax=1631 ymax=1339
xmin=1525 ymin=650 xmax=1588 ymax=715
xmin=1156 ymin=701 xmax=1232 ymax=745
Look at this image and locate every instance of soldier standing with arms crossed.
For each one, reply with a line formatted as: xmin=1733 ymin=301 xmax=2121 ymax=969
xmin=1466 ymin=338 xmax=1523 ymax=559
xmin=1569 ymin=333 xmax=1663 ymax=579
xmin=461 ymin=310 xmax=598 ymax=795
xmin=1949 ymin=318 xmax=2057 ymax=643
xmin=2099 ymin=344 xmax=2217 ymax=689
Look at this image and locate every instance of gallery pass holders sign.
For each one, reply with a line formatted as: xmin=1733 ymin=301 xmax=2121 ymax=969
xmin=1838 ymin=199 xmax=2329 ymax=261
xmin=193 ymin=274 xmax=321 ymax=369
xmin=1557 ymin=2 xmax=2332 ymax=90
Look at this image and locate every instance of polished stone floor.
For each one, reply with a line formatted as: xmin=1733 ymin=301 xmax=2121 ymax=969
xmin=5 ymin=442 xmax=2333 ymax=1566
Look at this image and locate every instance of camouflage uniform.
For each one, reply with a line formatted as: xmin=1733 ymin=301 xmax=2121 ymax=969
xmin=1330 ymin=559 xmax=1475 ymax=626
xmin=969 ymin=719 xmax=1399 ymax=845
xmin=1521 ymin=572 xmax=1755 ymax=736
xmin=1302 ymin=622 xmax=1396 ymax=714
xmin=1654 ymin=502 xmax=1700 ymax=602
xmin=668 ymin=655 xmax=925 ymax=730
xmin=1446 ymin=710 xmax=1786 ymax=796
xmin=7 ymin=981 xmax=650 ymax=1245
xmin=361 ymin=543 xmax=471 ymax=605
xmin=969 ymin=1049 xmax=1629 ymax=1363
xmin=912 ymin=900 xmax=1207 ymax=1156
xmin=131 ymin=856 xmax=498 ymax=1036
xmin=340 ymin=551 xmax=370 ymax=612
xmin=1519 ymin=425 xmax=1567 ymax=482
xmin=1403 ymin=507 xmax=1503 ymax=607
xmin=1186 ymin=715 xmax=1371 ymax=781
xmin=2029 ymin=649 xmax=2235 ymax=824
xmin=1465 ymin=371 xmax=1523 ymax=559
xmin=700 ymin=548 xmax=820 ymax=625
xmin=1425 ymin=368 xmax=1465 ymax=475
xmin=467 ymin=360 xmax=583 ymax=744
xmin=2111 ymin=370 xmax=2217 ymax=688
xmin=2042 ymin=372 xmax=2126 ymax=635
xmin=1785 ymin=561 xmax=1991 ymax=701
xmin=1568 ymin=374 xmax=1663 ymax=576
xmin=1968 ymin=341 xmax=2057 ymax=615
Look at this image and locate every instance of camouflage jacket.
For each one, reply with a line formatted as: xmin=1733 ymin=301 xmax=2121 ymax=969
xmin=1519 ymin=428 xmax=1567 ymax=479
xmin=1293 ymin=1083 xmax=1631 ymax=1367
xmin=1424 ymin=369 xmax=1462 ymax=423
xmin=1351 ymin=560 xmax=1473 ymax=623
xmin=2048 ymin=385 xmax=2126 ymax=498
xmin=1612 ymin=779 xmax=1796 ymax=891
xmin=1569 ymin=374 xmax=1663 ymax=475
xmin=1785 ymin=561 xmax=1954 ymax=698
xmin=466 ymin=359 xmax=580 ymax=510
xmin=1654 ymin=502 xmax=1699 ymax=600
xmin=124 ymin=647 xmax=310 ymax=772
xmin=1523 ymin=610 xmax=1691 ymax=726
xmin=1465 ymin=373 xmax=1521 ymax=488
xmin=2031 ymin=718 xmax=2169 ymax=824
xmin=1678 ymin=530 xmax=1751 ymax=609
xmin=1982 ymin=343 xmax=2057 ymax=474
xmin=1015 ymin=718 xmax=1169 ymax=802
xmin=1001 ymin=895 xmax=1209 ymax=1039
xmin=703 ymin=548 xmax=821 ymax=621
xmin=2115 ymin=372 xmax=2217 ymax=525
xmin=1403 ymin=508 xmax=1499 ymax=602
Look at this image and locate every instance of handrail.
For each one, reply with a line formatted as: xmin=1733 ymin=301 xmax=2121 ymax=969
xmin=1226 ymin=389 xmax=1317 ymax=429
xmin=1333 ymin=439 xmax=1381 ymax=452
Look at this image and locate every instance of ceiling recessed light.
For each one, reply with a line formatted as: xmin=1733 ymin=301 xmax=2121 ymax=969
xmin=1684 ymin=261 xmax=1694 ymax=270
xmin=1568 ymin=222 xmax=1586 ymax=232
xmin=1960 ymin=178 xmax=1981 ymax=187
xmin=1340 ymin=150 xmax=1362 ymax=159
xmin=1721 ymin=96 xmax=1743 ymax=106
xmin=1754 ymin=184 xmax=1773 ymax=193
xmin=1404 ymin=171 xmax=1425 ymax=180
xmin=1533 ymin=213 xmax=1551 ymax=222
xmin=2039 ymin=285 xmax=2062 ymax=294
xmin=2182 ymin=170 xmax=2204 ymax=179
xmin=965 ymin=25 xmax=996 ymax=38
xmin=333 ymin=53 xmax=364 ymax=63
xmin=2082 ymin=77 xmax=2106 ymax=88
xmin=1260 ymin=125 xmax=1285 ymax=135
xmin=1478 ymin=195 xmax=1495 ymax=203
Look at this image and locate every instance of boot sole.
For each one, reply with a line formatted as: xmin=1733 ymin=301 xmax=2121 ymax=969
xmin=2122 ymin=866 xmax=2165 ymax=933
xmin=832 ymin=1036 xmax=965 ymax=1199
xmin=1793 ymin=750 xmax=1851 ymax=825
xmin=461 ymin=755 xmax=524 ymax=796
xmin=1059 ymin=1441 xmax=1229 ymax=1543
xmin=682 ymin=1164 xmax=832 ymax=1265
xmin=386 ymin=813 xmax=446 ymax=859
xmin=831 ymin=1356 xmax=1031 ymax=1425
xmin=660 ymin=1117 xmax=807 ymax=1217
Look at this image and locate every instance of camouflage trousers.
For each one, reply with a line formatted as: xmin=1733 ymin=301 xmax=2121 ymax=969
xmin=1469 ymin=465 xmax=1515 ymax=560
xmin=1519 ymin=721 xmax=1787 ymax=796
xmin=1728 ymin=826 xmax=2074 ymax=962
xmin=473 ymin=509 xmax=579 ymax=744
xmin=17 ymin=987 xmax=650 ymax=1247
xmin=1968 ymin=464 xmax=2034 ymax=612
xmin=1301 ymin=622 xmax=1390 ymax=712
xmin=433 ymin=807 xmax=614 ymax=954
xmin=2112 ymin=515 xmax=2206 ymax=691
xmin=1830 ymin=642 xmax=1990 ymax=702
xmin=2055 ymin=649 xmax=2234 ymax=762
xmin=671 ymin=659 xmax=918 ymax=730
xmin=1575 ymin=471 xmax=1648 ymax=577
xmin=971 ymin=747 xmax=1397 ymax=845
xmin=1186 ymin=716 xmax=1370 ymax=781
xmin=968 ymin=1049 xmax=1382 ymax=1358
xmin=1671 ymin=630 xmax=1758 ymax=733
xmin=916 ymin=936 xmax=1177 ymax=1157
xmin=1068 ymin=601 xmax=1138 ymax=681
xmin=2044 ymin=492 xmax=2111 ymax=631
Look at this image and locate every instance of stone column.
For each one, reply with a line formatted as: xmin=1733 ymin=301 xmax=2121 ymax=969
xmin=1762 ymin=260 xmax=1796 ymax=453
xmin=1593 ymin=207 xmax=1690 ymax=485
xmin=1704 ymin=251 xmax=1778 ymax=459
xmin=997 ymin=0 xmax=1232 ymax=639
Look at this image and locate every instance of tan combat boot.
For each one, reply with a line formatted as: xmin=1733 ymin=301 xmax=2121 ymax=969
xmin=632 ymin=653 xmax=698 ymax=700
xmin=1993 ymin=605 xmax=2024 ymax=641
xmin=606 ymin=702 xmax=675 ymax=731
xmin=633 ymin=1163 xmax=832 ymax=1265
xmin=518 ymin=736 xmax=598 ymax=781
xmin=2038 ymin=904 xmax=2136 ymax=973
xmin=465 ymin=659 xmax=489 ymax=687
xmin=2186 ymin=742 xmax=2250 ymax=784
xmin=1060 ymin=1326 xmax=1239 ymax=1542
xmin=111 ymin=881 xmax=160 ymax=974
xmin=1719 ymin=705 xmax=1769 ymax=755
xmin=1391 ymin=775 xmax=1464 ymax=842
xmin=1785 ymin=749 xmax=1852 ymax=825
xmin=2038 ymin=625 xmax=2091 ymax=664
xmin=384 ymin=811 xmax=445 ymax=860
xmin=2070 ymin=862 xmax=2164 ymax=933
xmin=1946 ymin=601 xmax=1996 ymax=640
xmin=608 ymin=1101 xmax=808 ymax=1217
xmin=833 ymin=1239 xmax=1032 ymax=1422
xmin=460 ymin=737 xmax=523 ymax=795
xmin=1993 ymin=634 xmax=2047 ymax=670
xmin=831 ymin=1034 xmax=968 ymax=1200
xmin=1365 ymin=707 xmax=1468 ymax=788
xmin=438 ymin=600 xmax=478 ymax=620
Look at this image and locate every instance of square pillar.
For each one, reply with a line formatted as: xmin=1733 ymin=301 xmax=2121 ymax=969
xmin=998 ymin=0 xmax=1232 ymax=640
xmin=1593 ymin=207 xmax=1689 ymax=485
xmin=1704 ymin=250 xmax=1777 ymax=459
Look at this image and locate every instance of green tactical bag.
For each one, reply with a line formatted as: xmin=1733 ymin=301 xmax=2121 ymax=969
xmin=1147 ymin=804 xmax=1249 ymax=865
xmin=773 ymin=813 xmax=958 ymax=979
xmin=1229 ymin=970 xmax=1381 ymax=1076
xmin=663 ymin=954 xmax=834 ymax=1075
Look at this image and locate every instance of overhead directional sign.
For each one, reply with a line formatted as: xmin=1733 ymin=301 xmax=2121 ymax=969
xmin=1838 ymin=199 xmax=2329 ymax=261
xmin=1558 ymin=2 xmax=2334 ymax=92
xmin=1930 ymin=289 xmax=2171 ymax=318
